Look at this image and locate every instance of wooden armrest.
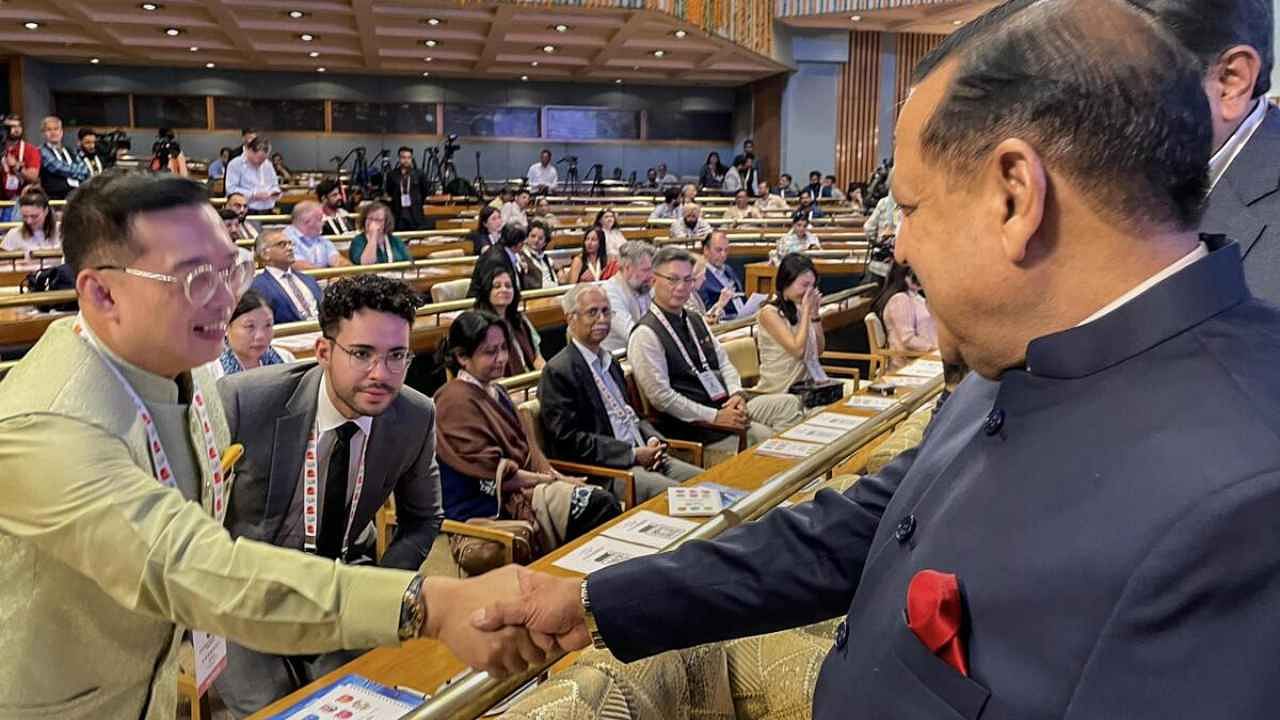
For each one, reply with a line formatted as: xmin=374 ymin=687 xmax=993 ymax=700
xmin=663 ymin=438 xmax=705 ymax=468
xmin=441 ymin=519 xmax=516 ymax=546
xmin=549 ymin=460 xmax=637 ymax=509
xmin=821 ymin=351 xmax=877 ymax=362
xmin=875 ymin=349 xmax=935 ymax=359
xmin=822 ymin=366 xmax=861 ymax=377
xmin=693 ymin=420 xmax=748 ymax=451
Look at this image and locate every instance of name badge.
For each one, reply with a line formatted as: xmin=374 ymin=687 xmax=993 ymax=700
xmin=401 ymin=193 xmax=412 ymax=207
xmin=4 ymin=175 xmax=17 ymax=191
xmin=698 ymin=369 xmax=728 ymax=402
xmin=193 ymin=630 xmax=228 ymax=695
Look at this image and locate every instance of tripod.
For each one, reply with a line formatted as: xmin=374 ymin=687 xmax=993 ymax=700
xmin=471 ymin=151 xmax=485 ymax=201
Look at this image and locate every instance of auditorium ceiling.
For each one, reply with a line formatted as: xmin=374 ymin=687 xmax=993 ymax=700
xmin=780 ymin=0 xmax=999 ymax=35
xmin=0 ymin=0 xmax=787 ymax=86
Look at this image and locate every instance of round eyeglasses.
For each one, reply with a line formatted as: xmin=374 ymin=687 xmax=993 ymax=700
xmin=96 ymin=258 xmax=256 ymax=306
xmin=325 ymin=338 xmax=415 ymax=375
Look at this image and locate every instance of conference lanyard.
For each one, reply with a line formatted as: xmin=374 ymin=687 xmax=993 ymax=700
xmin=301 ymin=424 xmax=369 ymax=558
xmin=4 ymin=142 xmax=21 ymax=190
xmin=650 ymin=307 xmax=728 ymax=401
xmin=584 ymin=349 xmax=643 ymax=445
xmin=72 ymin=317 xmax=227 ymax=524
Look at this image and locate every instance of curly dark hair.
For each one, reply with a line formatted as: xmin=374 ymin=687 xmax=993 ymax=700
xmin=319 ymin=274 xmax=418 ymax=337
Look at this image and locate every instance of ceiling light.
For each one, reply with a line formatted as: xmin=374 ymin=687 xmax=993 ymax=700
xmin=425 ymin=17 xmax=441 ymax=26
xmin=422 ymin=71 xmax=430 ymax=77
xmin=189 ymin=46 xmax=199 ymax=52
xmin=205 ymin=62 xmax=216 ymax=68
xmin=542 ymin=45 xmax=555 ymax=53
xmin=520 ymin=75 xmax=529 ymax=81
xmin=288 ymin=10 xmax=305 ymax=19
xmin=90 ymin=58 xmax=100 ymax=64
xmin=316 ymin=67 xmax=326 ymax=73
xmin=299 ymin=33 xmax=314 ymax=41
xmin=674 ymin=29 xmax=687 ymax=38
xmin=553 ymin=24 xmax=569 ymax=32
xmin=952 ymin=19 xmax=964 ymax=25
xmin=530 ymin=61 xmax=539 ymax=67
xmin=424 ymin=39 xmax=437 ymax=47
xmin=141 ymin=3 xmax=160 ymax=10
xmin=308 ymin=51 xmax=320 ymax=58
xmin=23 ymin=21 xmax=39 ymax=30
xmin=424 ymin=56 xmax=433 ymax=62
xmin=653 ymin=49 xmax=665 ymax=57
xmin=614 ymin=78 xmax=622 ymax=84
xmin=850 ymin=15 xmax=862 ymax=21
xmin=165 ymin=27 xmax=181 ymax=36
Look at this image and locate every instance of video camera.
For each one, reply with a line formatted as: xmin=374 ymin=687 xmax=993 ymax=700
xmin=96 ymin=129 xmax=131 ymax=166
xmin=151 ymin=134 xmax=181 ymax=169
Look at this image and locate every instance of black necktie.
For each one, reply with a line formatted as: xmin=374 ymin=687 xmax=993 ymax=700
xmin=318 ymin=422 xmax=359 ymax=560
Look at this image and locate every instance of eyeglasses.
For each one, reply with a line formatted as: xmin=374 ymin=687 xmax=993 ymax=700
xmin=96 ymin=258 xmax=254 ymax=306
xmin=574 ymin=306 xmax=614 ymax=319
xmin=326 ymin=337 xmax=415 ymax=375
xmin=654 ymin=271 xmax=696 ymax=287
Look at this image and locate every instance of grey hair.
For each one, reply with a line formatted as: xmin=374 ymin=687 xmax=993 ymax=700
xmin=559 ymin=282 xmax=608 ymax=316
xmin=255 ymin=225 xmax=287 ymax=256
xmin=618 ymin=240 xmax=656 ymax=268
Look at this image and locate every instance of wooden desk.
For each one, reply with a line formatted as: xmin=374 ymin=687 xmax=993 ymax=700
xmin=250 ymin=387 xmax=900 ymax=718
xmin=744 ymin=258 xmax=867 ymax=295
xmin=0 ymin=306 xmax=68 ymax=348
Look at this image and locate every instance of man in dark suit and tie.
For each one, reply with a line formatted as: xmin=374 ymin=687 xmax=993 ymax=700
xmin=249 ymin=227 xmax=324 ymax=324
xmin=474 ymin=2 xmax=1280 ymax=717
xmin=698 ymin=230 xmax=750 ymax=320
xmin=468 ymin=223 xmax=527 ymax=297
xmin=1136 ymin=0 xmax=1279 ymax=306
xmin=538 ymin=284 xmax=701 ymax=503
xmin=215 ymin=275 xmax=443 ymax=716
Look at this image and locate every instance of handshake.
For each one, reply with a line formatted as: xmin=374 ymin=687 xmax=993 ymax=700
xmin=426 ymin=565 xmax=593 ymax=678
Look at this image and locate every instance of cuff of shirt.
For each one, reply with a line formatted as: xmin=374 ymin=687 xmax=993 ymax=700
xmin=338 ymin=565 xmax=419 ymax=648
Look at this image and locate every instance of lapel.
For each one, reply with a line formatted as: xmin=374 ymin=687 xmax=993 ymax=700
xmin=266 ymin=366 xmax=322 ymax=525
xmin=354 ymin=400 xmax=398 ymax=534
xmin=570 ymin=346 xmax=611 ymax=429
xmin=1204 ymin=107 xmax=1280 ymax=258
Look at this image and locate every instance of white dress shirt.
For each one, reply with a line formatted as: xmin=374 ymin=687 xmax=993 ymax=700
xmin=572 ymin=338 xmax=643 ymax=458
xmin=225 ymin=155 xmax=280 ymax=212
xmin=500 ymin=201 xmax=529 ymax=229
xmin=286 ymin=225 xmax=340 ymax=268
xmin=1078 ymin=242 xmax=1209 ymax=326
xmin=1209 ymin=98 xmax=1268 ymax=192
xmin=602 ymin=274 xmax=651 ymax=353
xmin=265 ymin=265 xmax=319 ymax=319
xmin=627 ymin=308 xmax=743 ymax=423
xmin=527 ymin=162 xmax=559 ymax=190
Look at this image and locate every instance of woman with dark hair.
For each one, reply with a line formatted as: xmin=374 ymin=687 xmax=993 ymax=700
xmin=470 ymin=205 xmax=504 ymax=256
xmin=433 ymin=310 xmax=620 ymax=558
xmin=520 ymin=220 xmax=559 ymax=289
xmin=593 ymin=207 xmax=626 ymax=258
xmin=348 ymin=201 xmax=410 ymax=264
xmin=270 ymin=151 xmax=292 ymax=183
xmin=1 ymin=187 xmax=58 ymax=258
xmin=213 ymin=289 xmax=296 ymax=378
xmin=473 ymin=263 xmax=544 ymax=375
xmin=754 ymin=253 xmax=830 ymax=396
xmin=871 ymin=262 xmax=937 ymax=371
xmin=698 ymin=151 xmax=727 ymax=190
xmin=567 ymin=225 xmax=617 ymax=283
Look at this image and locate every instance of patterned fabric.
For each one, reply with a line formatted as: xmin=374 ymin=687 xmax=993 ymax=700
xmin=863 ymin=405 xmax=933 ymax=475
xmin=218 ymin=344 xmax=288 ymax=376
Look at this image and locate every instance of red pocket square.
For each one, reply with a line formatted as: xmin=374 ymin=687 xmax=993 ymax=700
xmin=906 ymin=569 xmax=969 ymax=676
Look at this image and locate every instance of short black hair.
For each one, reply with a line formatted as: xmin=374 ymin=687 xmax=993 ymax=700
xmin=824 ymin=175 xmax=836 ymax=182
xmin=663 ymin=187 xmax=680 ymax=204
xmin=912 ymin=0 xmax=1211 ymax=230
xmin=315 ymin=178 xmax=340 ymax=199
xmin=319 ymin=274 xmax=418 ymax=338
xmin=241 ymin=127 xmax=255 ymax=136
xmin=781 ymin=173 xmax=793 ymax=181
xmin=1133 ymin=0 xmax=1274 ymax=98
xmin=218 ymin=207 xmax=239 ymax=222
xmin=653 ymin=245 xmax=695 ymax=271
xmin=500 ymin=222 xmax=527 ymax=249
xmin=231 ymin=288 xmax=270 ymax=323
xmin=62 ymin=170 xmax=211 ymax=274
xmin=246 ymin=136 xmax=270 ymax=153
xmin=809 ymin=171 xmax=821 ymax=179
xmin=790 ymin=210 xmax=809 ymax=224
xmin=77 ymin=127 xmax=97 ymax=140
xmin=398 ymin=146 xmax=413 ymax=155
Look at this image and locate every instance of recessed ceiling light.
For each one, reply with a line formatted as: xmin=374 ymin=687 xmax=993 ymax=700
xmin=90 ymin=57 xmax=100 ymax=64
xmin=141 ymin=3 xmax=160 ymax=10
xmin=520 ymin=75 xmax=529 ymax=81
xmin=542 ymin=45 xmax=555 ymax=53
xmin=553 ymin=24 xmax=569 ymax=32
xmin=299 ymin=33 xmax=314 ymax=42
xmin=205 ymin=62 xmax=216 ymax=68
xmin=952 ymin=19 xmax=964 ymax=25
xmin=424 ymin=56 xmax=433 ymax=62
xmin=164 ymin=27 xmax=181 ymax=36
xmin=422 ymin=71 xmax=430 ymax=77
xmin=189 ymin=46 xmax=199 ymax=52
xmin=674 ymin=29 xmax=687 ymax=38
xmin=288 ymin=10 xmax=305 ymax=19
xmin=425 ymin=17 xmax=441 ymax=26
xmin=652 ymin=49 xmax=665 ymax=57
xmin=615 ymin=78 xmax=622 ymax=84
xmin=530 ymin=61 xmax=539 ymax=67
xmin=316 ymin=67 xmax=326 ymax=73
xmin=424 ymin=39 xmax=437 ymax=47
xmin=308 ymin=51 xmax=320 ymax=58
xmin=23 ymin=21 xmax=39 ymax=30
xmin=850 ymin=15 xmax=862 ymax=21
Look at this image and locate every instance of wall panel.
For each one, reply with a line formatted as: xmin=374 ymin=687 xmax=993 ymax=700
xmin=834 ymin=30 xmax=881 ymax=188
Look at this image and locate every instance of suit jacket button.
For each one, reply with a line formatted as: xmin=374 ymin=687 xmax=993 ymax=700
xmin=984 ymin=407 xmax=1006 ymax=436
xmin=834 ymin=621 xmax=848 ymax=649
xmin=894 ymin=514 xmax=917 ymax=543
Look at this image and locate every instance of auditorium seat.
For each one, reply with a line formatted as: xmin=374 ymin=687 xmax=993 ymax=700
xmin=375 ymin=498 xmax=522 ymax=578
xmin=863 ymin=312 xmax=931 ymax=379
xmin=430 ymin=278 xmax=471 ymax=303
xmin=721 ymin=336 xmax=760 ymax=388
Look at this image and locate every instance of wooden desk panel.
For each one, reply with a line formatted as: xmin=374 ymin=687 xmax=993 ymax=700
xmin=745 ymin=258 xmax=867 ymax=296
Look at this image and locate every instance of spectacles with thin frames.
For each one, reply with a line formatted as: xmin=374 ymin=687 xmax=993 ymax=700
xmin=325 ymin=337 xmax=415 ymax=375
xmin=573 ymin=306 xmax=614 ymax=320
xmin=654 ymin=271 xmax=697 ymax=287
xmin=95 ymin=258 xmax=255 ymax=306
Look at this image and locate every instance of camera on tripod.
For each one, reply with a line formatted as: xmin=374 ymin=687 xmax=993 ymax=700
xmin=441 ymin=134 xmax=461 ymax=157
xmin=97 ymin=129 xmax=131 ymax=166
xmin=151 ymin=129 xmax=181 ymax=169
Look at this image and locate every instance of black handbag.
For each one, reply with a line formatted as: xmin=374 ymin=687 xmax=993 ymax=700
xmin=788 ymin=379 xmax=844 ymax=408
xmin=21 ymin=263 xmax=79 ymax=313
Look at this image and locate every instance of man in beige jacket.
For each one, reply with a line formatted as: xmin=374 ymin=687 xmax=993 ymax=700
xmin=0 ymin=171 xmax=544 ymax=719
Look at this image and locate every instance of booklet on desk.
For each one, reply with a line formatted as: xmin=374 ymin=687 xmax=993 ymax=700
xmin=267 ymin=673 xmax=425 ymax=719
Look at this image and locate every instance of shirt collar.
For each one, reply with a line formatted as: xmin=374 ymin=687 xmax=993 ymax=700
xmin=80 ymin=319 xmax=188 ymax=405
xmin=1209 ymin=98 xmax=1268 ymax=191
xmin=571 ymin=337 xmax=611 ymax=372
xmin=287 ymin=225 xmax=319 ymax=244
xmin=1077 ymin=241 xmax=1209 ymax=325
xmin=316 ymin=373 xmax=373 ymax=437
xmin=265 ymin=265 xmax=293 ymax=280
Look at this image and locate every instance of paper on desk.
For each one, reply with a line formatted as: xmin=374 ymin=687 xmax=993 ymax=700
xmin=780 ymin=422 xmax=848 ymax=444
xmin=739 ymin=292 xmax=769 ymax=316
xmin=896 ymin=359 xmax=945 ymax=378
xmin=552 ymin=536 xmax=657 ymax=575
xmin=754 ymin=438 xmax=820 ymax=459
xmin=885 ymin=374 xmax=932 ymax=387
xmin=602 ymin=510 xmax=697 ymax=549
xmin=805 ymin=412 xmax=867 ymax=431
xmin=846 ymin=395 xmax=899 ymax=411
xmin=267 ymin=673 xmax=424 ymax=720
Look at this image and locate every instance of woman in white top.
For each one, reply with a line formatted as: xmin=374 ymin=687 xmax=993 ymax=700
xmin=773 ymin=212 xmax=821 ymax=260
xmin=1 ymin=187 xmax=59 ymax=260
xmin=594 ymin=208 xmax=627 ymax=258
xmin=754 ymin=253 xmax=829 ymax=396
xmin=211 ymin=289 xmax=296 ymax=379
xmin=871 ymin=263 xmax=937 ymax=371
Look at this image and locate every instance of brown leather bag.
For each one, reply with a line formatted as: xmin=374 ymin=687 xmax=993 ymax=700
xmin=448 ymin=518 xmax=536 ymax=576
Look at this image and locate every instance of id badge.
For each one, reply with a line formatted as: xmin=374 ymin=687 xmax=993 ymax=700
xmin=698 ymin=369 xmax=728 ymax=402
xmin=4 ymin=174 xmax=17 ymax=191
xmin=192 ymin=630 xmax=228 ymax=695
xmin=401 ymin=193 xmax=412 ymax=207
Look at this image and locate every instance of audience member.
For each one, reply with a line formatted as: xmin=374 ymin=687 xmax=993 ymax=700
xmin=249 ymin=227 xmax=323 ymax=324
xmin=215 ymin=275 xmax=443 ymax=716
xmin=212 ymin=289 xmax=295 ymax=378
xmin=208 ymin=146 xmax=232 ymax=181
xmin=740 ymin=154 xmax=760 ymax=196
xmin=473 ymin=263 xmax=544 ymax=375
xmin=470 ymin=222 xmax=530 ymax=294
xmin=754 ymin=253 xmax=831 ymax=396
xmin=863 ymin=187 xmax=899 ymax=243
xmin=601 ymin=240 xmax=656 ymax=353
xmin=722 ymin=155 xmax=744 ymax=193
xmin=535 ymin=196 xmax=559 ymax=228
xmin=349 ymin=201 xmax=410 ymax=265
xmin=724 ymin=189 xmax=763 ymax=227
xmin=698 ymin=230 xmax=749 ymax=320
xmin=775 ymin=212 xmax=821 ymax=259
xmin=698 ymin=152 xmax=727 ymax=190
xmin=802 ymin=170 xmax=823 ymax=198
xmin=527 ymin=148 xmax=558 ymax=192
xmin=796 ymin=190 xmax=825 ymax=220
xmin=317 ymin=178 xmax=353 ymax=235
xmin=286 ymin=200 xmax=348 ymax=269
xmin=1 ymin=187 xmax=58 ymax=259
xmin=539 ymin=283 xmax=701 ymax=502
xmin=845 ymin=182 xmax=866 ymax=213
xmin=76 ymin=128 xmax=104 ymax=178
xmin=644 ymin=167 xmax=659 ymax=188
xmin=385 ymin=146 xmax=429 ymax=231
xmin=687 ymin=254 xmax=734 ymax=324
xmin=149 ymin=128 xmax=189 ymax=176
xmin=501 ymin=188 xmax=531 ymax=229
xmin=38 ymin=116 xmax=88 ymax=201
xmin=629 ymin=247 xmax=802 ymax=454
xmin=594 ymin=207 xmax=626 ymax=257
xmin=679 ymin=182 xmax=698 ymax=207
xmin=648 ymin=187 xmax=682 ymax=221
xmin=0 ymin=114 xmax=40 ymax=219
xmin=433 ymin=310 xmax=620 ymax=554
xmin=270 ymin=151 xmax=292 ymax=183
xmin=223 ymin=192 xmax=261 ymax=241
xmin=520 ymin=220 xmax=559 ymax=289
xmin=776 ymin=173 xmax=798 ymax=199
xmin=568 ymin=226 xmax=617 ymax=284
xmin=819 ymin=175 xmax=845 ymax=200
xmin=471 ymin=205 xmax=505 ymax=255
xmin=228 ymin=127 xmax=256 ymax=161
xmin=754 ymin=180 xmax=789 ymax=212
xmin=488 ymin=186 xmax=514 ymax=210
xmin=225 ymin=136 xmax=281 ymax=212
xmin=670 ymin=202 xmax=712 ymax=243
xmin=871 ymin=263 xmax=937 ymax=371
xmin=655 ymin=162 xmax=679 ymax=187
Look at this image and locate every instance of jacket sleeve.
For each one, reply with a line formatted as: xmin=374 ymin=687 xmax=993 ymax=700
xmin=538 ymin=360 xmax=635 ymax=468
xmin=589 ymin=442 xmax=920 ymax=661
xmin=40 ymin=146 xmax=89 ymax=181
xmin=381 ymin=400 xmax=444 ymax=571
xmin=0 ymin=413 xmax=413 ymax=654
